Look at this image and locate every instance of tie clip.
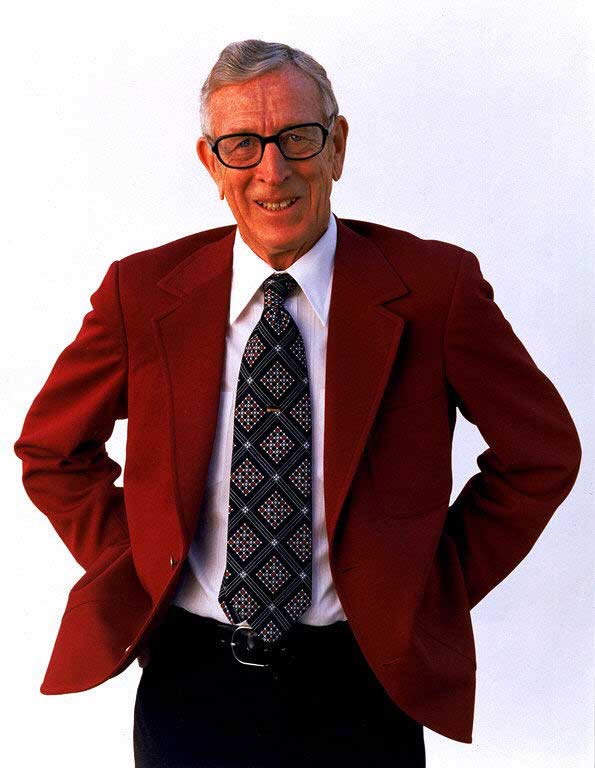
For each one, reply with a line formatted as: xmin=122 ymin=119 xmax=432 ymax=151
xmin=266 ymin=407 xmax=281 ymax=413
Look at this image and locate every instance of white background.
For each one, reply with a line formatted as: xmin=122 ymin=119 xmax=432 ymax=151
xmin=3 ymin=1 xmax=593 ymax=766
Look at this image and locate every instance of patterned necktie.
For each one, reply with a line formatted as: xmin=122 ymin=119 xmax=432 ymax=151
xmin=218 ymin=272 xmax=313 ymax=645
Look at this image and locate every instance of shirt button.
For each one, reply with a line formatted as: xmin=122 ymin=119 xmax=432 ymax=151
xmin=170 ymin=556 xmax=179 ymax=570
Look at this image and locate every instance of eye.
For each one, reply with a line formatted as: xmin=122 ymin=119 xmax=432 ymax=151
xmin=287 ymin=133 xmax=304 ymax=143
xmin=228 ymin=137 xmax=254 ymax=151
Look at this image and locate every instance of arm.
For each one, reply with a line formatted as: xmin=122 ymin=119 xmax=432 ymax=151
xmin=444 ymin=250 xmax=581 ymax=609
xmin=14 ymin=260 xmax=130 ymax=570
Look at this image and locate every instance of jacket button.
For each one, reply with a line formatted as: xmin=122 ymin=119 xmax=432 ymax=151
xmin=170 ymin=555 xmax=179 ymax=570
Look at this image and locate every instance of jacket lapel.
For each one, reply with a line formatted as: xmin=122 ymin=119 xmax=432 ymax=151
xmin=324 ymin=220 xmax=408 ymax=551
xmin=152 ymin=218 xmax=409 ymax=553
xmin=152 ymin=227 xmax=235 ymax=542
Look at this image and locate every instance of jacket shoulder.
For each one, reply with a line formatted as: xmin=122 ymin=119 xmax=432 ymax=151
xmin=339 ymin=218 xmax=469 ymax=268
xmin=117 ymin=224 xmax=235 ymax=282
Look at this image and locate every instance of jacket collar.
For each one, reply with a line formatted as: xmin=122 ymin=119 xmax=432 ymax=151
xmin=229 ymin=212 xmax=336 ymax=326
xmin=156 ymin=215 xmax=407 ymax=308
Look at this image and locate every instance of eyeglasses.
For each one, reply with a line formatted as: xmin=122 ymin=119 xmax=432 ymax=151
xmin=209 ymin=119 xmax=335 ymax=169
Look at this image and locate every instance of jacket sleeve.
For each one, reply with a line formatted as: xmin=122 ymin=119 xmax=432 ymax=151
xmin=14 ymin=260 xmax=130 ymax=571
xmin=443 ymin=249 xmax=582 ymax=610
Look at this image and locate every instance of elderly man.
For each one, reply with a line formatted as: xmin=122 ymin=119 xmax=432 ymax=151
xmin=14 ymin=39 xmax=581 ymax=768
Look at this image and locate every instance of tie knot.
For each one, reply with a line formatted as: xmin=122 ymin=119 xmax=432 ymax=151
xmin=263 ymin=273 xmax=298 ymax=308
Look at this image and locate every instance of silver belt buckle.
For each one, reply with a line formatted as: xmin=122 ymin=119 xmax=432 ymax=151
xmin=230 ymin=624 xmax=270 ymax=668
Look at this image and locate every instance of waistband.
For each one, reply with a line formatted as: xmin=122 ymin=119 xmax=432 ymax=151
xmin=151 ymin=604 xmax=353 ymax=668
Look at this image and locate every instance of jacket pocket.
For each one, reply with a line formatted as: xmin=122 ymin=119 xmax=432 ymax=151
xmin=67 ymin=539 xmax=132 ymax=605
xmin=411 ymin=530 xmax=476 ymax=666
xmin=413 ymin=620 xmax=476 ymax=667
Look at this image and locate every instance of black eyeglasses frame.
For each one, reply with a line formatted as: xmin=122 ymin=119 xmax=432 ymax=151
xmin=209 ymin=119 xmax=335 ymax=170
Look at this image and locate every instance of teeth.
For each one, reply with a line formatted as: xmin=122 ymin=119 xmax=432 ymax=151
xmin=257 ymin=198 xmax=297 ymax=211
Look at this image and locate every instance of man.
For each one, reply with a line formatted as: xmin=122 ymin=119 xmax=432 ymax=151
xmin=14 ymin=39 xmax=581 ymax=767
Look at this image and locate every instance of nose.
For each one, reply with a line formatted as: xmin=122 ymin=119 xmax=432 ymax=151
xmin=256 ymin=141 xmax=291 ymax=184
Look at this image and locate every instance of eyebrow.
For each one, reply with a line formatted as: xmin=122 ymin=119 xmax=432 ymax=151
xmin=216 ymin=121 xmax=320 ymax=137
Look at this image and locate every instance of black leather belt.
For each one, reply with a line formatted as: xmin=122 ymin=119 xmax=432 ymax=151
xmin=159 ymin=605 xmax=351 ymax=670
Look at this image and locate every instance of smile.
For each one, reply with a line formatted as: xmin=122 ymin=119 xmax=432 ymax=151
xmin=255 ymin=197 xmax=298 ymax=211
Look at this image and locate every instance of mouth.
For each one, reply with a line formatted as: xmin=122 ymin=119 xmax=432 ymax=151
xmin=255 ymin=197 xmax=299 ymax=212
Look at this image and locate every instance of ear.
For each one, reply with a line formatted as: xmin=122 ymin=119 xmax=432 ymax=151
xmin=330 ymin=115 xmax=349 ymax=182
xmin=197 ymin=136 xmax=225 ymax=200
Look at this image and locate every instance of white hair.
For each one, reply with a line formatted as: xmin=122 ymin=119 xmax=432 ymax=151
xmin=200 ymin=39 xmax=339 ymax=139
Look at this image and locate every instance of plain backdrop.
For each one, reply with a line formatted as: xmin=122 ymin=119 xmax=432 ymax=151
xmin=3 ymin=1 xmax=593 ymax=766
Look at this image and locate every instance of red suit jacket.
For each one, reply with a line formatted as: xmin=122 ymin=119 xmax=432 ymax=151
xmin=14 ymin=217 xmax=581 ymax=743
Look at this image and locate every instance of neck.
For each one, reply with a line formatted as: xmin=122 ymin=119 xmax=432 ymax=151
xmin=241 ymin=222 xmax=330 ymax=271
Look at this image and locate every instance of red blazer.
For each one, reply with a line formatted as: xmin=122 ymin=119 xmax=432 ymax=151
xmin=14 ymin=217 xmax=581 ymax=743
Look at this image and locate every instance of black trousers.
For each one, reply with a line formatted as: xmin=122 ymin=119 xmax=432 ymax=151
xmin=133 ymin=605 xmax=425 ymax=767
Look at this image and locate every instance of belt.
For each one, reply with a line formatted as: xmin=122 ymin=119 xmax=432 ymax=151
xmin=157 ymin=605 xmax=351 ymax=670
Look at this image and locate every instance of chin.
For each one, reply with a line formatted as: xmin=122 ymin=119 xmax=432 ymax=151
xmin=260 ymin=228 xmax=304 ymax=250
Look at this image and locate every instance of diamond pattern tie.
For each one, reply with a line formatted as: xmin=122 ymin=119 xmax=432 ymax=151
xmin=218 ymin=272 xmax=313 ymax=645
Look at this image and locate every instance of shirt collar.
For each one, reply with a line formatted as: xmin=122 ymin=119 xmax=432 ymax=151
xmin=229 ymin=212 xmax=336 ymax=327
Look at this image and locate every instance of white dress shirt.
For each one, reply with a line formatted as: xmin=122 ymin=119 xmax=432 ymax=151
xmin=172 ymin=212 xmax=348 ymax=625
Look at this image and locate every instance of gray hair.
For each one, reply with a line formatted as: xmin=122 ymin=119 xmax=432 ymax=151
xmin=200 ymin=39 xmax=339 ymax=139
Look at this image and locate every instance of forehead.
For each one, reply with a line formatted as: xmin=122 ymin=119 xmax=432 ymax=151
xmin=208 ymin=66 xmax=326 ymax=136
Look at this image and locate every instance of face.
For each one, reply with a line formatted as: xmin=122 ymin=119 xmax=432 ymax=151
xmin=197 ymin=65 xmax=348 ymax=268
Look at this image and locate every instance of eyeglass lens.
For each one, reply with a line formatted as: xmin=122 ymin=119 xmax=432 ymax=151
xmin=217 ymin=125 xmax=325 ymax=167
